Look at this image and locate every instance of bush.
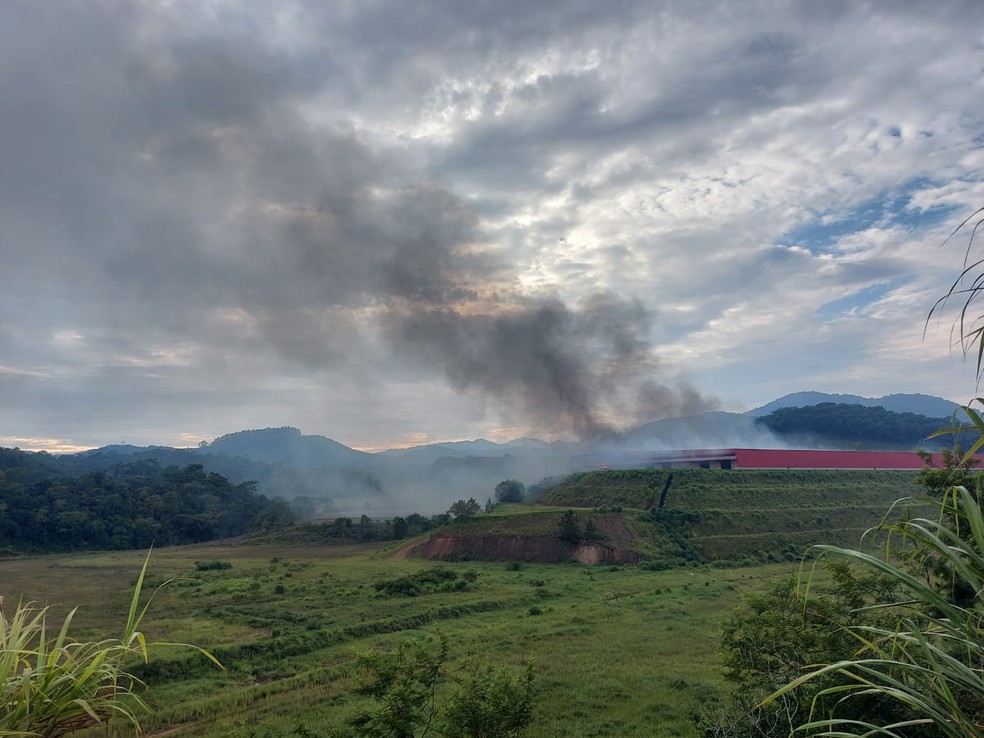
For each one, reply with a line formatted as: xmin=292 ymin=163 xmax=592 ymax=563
xmin=765 ymin=486 xmax=984 ymax=736
xmin=194 ymin=560 xmax=233 ymax=571
xmin=495 ymin=479 xmax=526 ymax=504
xmin=350 ymin=634 xmax=535 ymax=738
xmin=372 ymin=567 xmax=464 ymax=598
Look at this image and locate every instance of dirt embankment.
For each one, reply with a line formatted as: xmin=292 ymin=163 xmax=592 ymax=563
xmin=397 ymin=533 xmax=640 ymax=565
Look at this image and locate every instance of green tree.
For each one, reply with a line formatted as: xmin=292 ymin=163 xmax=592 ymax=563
xmin=494 ymin=480 xmax=525 ymax=504
xmin=447 ymin=498 xmax=481 ymax=519
xmin=441 ymin=664 xmax=535 ymax=738
xmin=582 ymin=519 xmax=600 ymax=542
xmin=350 ymin=635 xmax=535 ymax=738
xmin=350 ymin=635 xmax=447 ymax=738
xmin=699 ymin=563 xmax=906 ymax=738
xmin=558 ymin=510 xmax=581 ymax=544
xmin=916 ymin=446 xmax=980 ymax=498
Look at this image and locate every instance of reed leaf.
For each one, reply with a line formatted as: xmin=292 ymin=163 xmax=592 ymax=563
xmin=762 ymin=486 xmax=984 ymax=737
xmin=0 ymin=551 xmax=220 ymax=737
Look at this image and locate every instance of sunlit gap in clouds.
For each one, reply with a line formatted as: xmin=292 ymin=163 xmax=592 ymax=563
xmin=0 ymin=437 xmax=97 ymax=454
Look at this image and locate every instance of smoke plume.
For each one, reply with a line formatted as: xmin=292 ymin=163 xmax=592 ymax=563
xmin=0 ymin=2 xmax=717 ymax=441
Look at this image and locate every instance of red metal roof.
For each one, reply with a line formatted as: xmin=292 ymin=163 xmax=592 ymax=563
xmin=733 ymin=448 xmax=931 ymax=469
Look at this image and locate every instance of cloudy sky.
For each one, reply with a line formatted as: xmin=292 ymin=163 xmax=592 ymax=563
xmin=4 ymin=1 xmax=984 ymax=452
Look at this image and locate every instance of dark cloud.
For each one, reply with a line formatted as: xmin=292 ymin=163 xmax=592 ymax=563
xmin=5 ymin=0 xmax=983 ymax=447
xmin=0 ymin=0 xmax=717 ymax=442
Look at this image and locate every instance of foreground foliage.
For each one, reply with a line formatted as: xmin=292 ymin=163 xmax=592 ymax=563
xmin=0 ymin=552 xmax=218 ymax=737
xmin=699 ymin=561 xmax=908 ymax=737
xmin=766 ymin=486 xmax=984 ymax=736
xmin=350 ymin=633 xmax=535 ymax=738
xmin=703 ymin=428 xmax=984 ymax=738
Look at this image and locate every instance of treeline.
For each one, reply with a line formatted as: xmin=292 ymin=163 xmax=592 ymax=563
xmin=755 ymin=402 xmax=971 ymax=447
xmin=0 ymin=448 xmax=293 ymax=551
xmin=310 ymin=512 xmax=450 ymax=542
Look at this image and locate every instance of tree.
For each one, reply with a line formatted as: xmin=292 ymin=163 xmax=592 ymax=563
xmin=916 ymin=446 xmax=980 ymax=498
xmin=350 ymin=634 xmax=535 ymax=738
xmin=699 ymin=563 xmax=906 ymax=738
xmin=582 ymin=518 xmax=600 ymax=542
xmin=447 ymin=498 xmax=481 ymax=519
xmin=494 ymin=480 xmax=525 ymax=504
xmin=442 ymin=664 xmax=535 ymax=738
xmin=350 ymin=635 xmax=447 ymax=738
xmin=558 ymin=510 xmax=581 ymax=544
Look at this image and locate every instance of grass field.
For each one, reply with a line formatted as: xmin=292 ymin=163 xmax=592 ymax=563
xmin=1 ymin=468 xmax=924 ymax=736
xmin=0 ymin=543 xmax=799 ymax=738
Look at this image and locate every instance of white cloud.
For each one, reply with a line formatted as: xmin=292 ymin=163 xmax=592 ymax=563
xmin=3 ymin=1 xmax=984 ymax=448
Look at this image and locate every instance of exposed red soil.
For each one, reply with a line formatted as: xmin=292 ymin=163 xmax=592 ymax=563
xmin=395 ymin=531 xmax=640 ymax=565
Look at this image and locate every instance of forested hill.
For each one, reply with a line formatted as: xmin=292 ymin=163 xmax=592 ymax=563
xmin=205 ymin=427 xmax=372 ymax=468
xmin=754 ymin=403 xmax=967 ymax=448
xmin=0 ymin=448 xmax=293 ymax=552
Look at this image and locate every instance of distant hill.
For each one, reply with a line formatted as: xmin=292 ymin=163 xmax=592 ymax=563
xmin=754 ymin=403 xmax=966 ymax=450
xmin=9 ymin=389 xmax=966 ymax=520
xmin=204 ymin=427 xmax=372 ymax=469
xmin=747 ymin=392 xmax=961 ymax=419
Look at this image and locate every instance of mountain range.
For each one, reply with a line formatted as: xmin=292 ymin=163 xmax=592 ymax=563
xmin=24 ymin=391 xmax=963 ymax=517
xmin=746 ymin=391 xmax=961 ymax=418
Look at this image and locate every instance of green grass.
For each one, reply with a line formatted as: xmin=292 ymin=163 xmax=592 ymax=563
xmin=0 ymin=544 xmax=796 ymax=738
xmin=0 ymin=469 xmax=928 ymax=736
xmin=538 ymin=469 xmax=927 ymax=564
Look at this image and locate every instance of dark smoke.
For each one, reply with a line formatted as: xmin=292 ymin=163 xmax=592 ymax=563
xmin=0 ymin=2 xmax=717 ymax=441
xmin=384 ymin=293 xmax=717 ymax=440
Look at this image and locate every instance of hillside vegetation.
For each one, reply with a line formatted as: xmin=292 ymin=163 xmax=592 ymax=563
xmin=511 ymin=468 xmax=925 ymax=565
xmin=0 ymin=544 xmax=776 ymax=738
xmin=754 ymin=402 xmax=967 ymax=448
xmin=0 ymin=448 xmax=293 ymax=551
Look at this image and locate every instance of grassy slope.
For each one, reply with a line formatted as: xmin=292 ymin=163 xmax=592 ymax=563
xmin=540 ymin=468 xmax=924 ymax=563
xmin=0 ymin=470 xmax=929 ymax=737
xmin=0 ymin=545 xmax=793 ymax=738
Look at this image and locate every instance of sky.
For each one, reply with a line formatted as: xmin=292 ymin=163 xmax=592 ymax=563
xmin=4 ymin=1 xmax=984 ymax=453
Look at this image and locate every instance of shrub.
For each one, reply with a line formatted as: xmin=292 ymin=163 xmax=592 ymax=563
xmin=195 ymin=560 xmax=233 ymax=571
xmin=372 ymin=567 xmax=463 ymax=598
xmin=351 ymin=634 xmax=535 ymax=738
xmin=766 ymin=486 xmax=984 ymax=736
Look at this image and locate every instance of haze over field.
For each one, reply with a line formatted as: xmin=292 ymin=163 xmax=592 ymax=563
xmin=4 ymin=1 xmax=984 ymax=452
